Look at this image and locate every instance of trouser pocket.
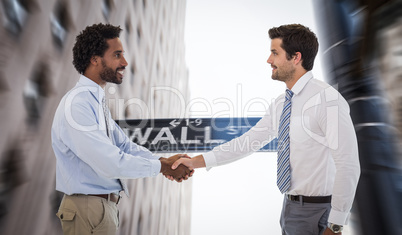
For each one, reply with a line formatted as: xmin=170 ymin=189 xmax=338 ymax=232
xmin=56 ymin=209 xmax=76 ymax=234
xmin=89 ymin=198 xmax=107 ymax=232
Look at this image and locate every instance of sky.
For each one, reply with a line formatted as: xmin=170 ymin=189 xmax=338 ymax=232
xmin=184 ymin=0 xmax=324 ymax=234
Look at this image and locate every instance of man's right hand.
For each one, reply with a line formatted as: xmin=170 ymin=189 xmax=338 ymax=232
xmin=171 ymin=154 xmax=206 ymax=170
xmin=160 ymin=154 xmax=192 ymax=182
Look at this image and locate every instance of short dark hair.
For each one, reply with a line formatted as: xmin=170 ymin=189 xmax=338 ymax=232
xmin=72 ymin=23 xmax=122 ymax=74
xmin=268 ymin=24 xmax=318 ymax=71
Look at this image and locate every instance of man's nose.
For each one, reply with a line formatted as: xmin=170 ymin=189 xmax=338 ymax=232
xmin=121 ymin=56 xmax=128 ymax=67
xmin=267 ymin=54 xmax=273 ymax=64
xmin=267 ymin=57 xmax=272 ymax=64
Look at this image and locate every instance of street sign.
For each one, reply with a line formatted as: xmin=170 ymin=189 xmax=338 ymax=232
xmin=116 ymin=117 xmax=277 ymax=153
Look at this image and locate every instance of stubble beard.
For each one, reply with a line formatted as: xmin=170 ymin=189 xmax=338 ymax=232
xmin=271 ymin=64 xmax=296 ymax=83
xmin=100 ymin=60 xmax=122 ymax=85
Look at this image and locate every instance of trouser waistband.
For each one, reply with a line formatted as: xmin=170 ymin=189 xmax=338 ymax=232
xmin=71 ymin=193 xmax=121 ymax=205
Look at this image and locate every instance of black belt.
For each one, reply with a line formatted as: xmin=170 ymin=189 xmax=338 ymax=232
xmin=286 ymin=194 xmax=332 ymax=203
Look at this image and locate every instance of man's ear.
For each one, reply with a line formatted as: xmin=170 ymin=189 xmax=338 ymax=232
xmin=293 ymin=52 xmax=302 ymax=65
xmin=90 ymin=56 xmax=99 ymax=66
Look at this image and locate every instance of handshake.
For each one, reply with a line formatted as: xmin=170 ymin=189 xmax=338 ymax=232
xmin=159 ymin=154 xmax=194 ymax=182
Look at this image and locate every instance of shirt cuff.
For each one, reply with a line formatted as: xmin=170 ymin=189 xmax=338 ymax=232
xmin=328 ymin=209 xmax=350 ymax=225
xmin=150 ymin=154 xmax=161 ymax=160
xmin=150 ymin=159 xmax=161 ymax=177
xmin=203 ymin=151 xmax=217 ymax=171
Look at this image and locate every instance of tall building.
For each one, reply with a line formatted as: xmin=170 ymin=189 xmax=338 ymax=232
xmin=0 ymin=0 xmax=192 ymax=234
xmin=377 ymin=13 xmax=402 ymax=159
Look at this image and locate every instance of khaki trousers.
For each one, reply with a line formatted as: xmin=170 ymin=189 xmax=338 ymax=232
xmin=56 ymin=194 xmax=119 ymax=235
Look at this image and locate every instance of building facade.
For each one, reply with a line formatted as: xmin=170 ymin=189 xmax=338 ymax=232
xmin=0 ymin=0 xmax=192 ymax=234
xmin=377 ymin=16 xmax=402 ymax=159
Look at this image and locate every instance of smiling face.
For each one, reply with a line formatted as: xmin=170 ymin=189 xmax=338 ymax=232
xmin=266 ymin=38 xmax=295 ymax=83
xmin=99 ymin=37 xmax=128 ymax=85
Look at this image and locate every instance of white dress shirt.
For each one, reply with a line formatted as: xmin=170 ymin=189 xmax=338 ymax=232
xmin=52 ymin=75 xmax=161 ymax=196
xmin=203 ymin=71 xmax=360 ymax=225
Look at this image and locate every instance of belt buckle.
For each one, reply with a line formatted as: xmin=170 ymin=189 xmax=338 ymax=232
xmin=286 ymin=194 xmax=299 ymax=202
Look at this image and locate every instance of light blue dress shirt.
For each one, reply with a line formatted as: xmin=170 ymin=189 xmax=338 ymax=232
xmin=52 ymin=75 xmax=161 ymax=195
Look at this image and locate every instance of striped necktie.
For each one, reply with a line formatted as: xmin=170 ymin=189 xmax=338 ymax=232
xmin=277 ymin=89 xmax=294 ymax=194
xmin=102 ymin=96 xmax=130 ymax=197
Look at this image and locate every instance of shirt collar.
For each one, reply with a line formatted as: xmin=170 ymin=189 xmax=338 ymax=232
xmin=77 ymin=74 xmax=105 ymax=103
xmin=290 ymin=71 xmax=313 ymax=96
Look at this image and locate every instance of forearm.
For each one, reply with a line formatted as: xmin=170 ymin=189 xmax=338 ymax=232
xmin=205 ymin=112 xmax=276 ymax=168
xmin=328 ymin=155 xmax=360 ymax=225
xmin=190 ymin=155 xmax=206 ymax=169
xmin=328 ymin=109 xmax=360 ymax=224
xmin=113 ymin=123 xmax=160 ymax=160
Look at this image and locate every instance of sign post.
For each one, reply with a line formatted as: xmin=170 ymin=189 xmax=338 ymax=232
xmin=117 ymin=117 xmax=277 ymax=153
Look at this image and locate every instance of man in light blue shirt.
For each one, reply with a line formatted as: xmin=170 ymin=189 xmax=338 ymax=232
xmin=51 ymin=23 xmax=191 ymax=235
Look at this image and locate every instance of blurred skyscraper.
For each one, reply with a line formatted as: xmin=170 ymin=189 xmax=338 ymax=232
xmin=313 ymin=0 xmax=402 ymax=234
xmin=0 ymin=0 xmax=191 ymax=235
xmin=376 ymin=3 xmax=402 ymax=158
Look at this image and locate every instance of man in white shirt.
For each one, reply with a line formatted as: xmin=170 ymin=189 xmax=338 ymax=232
xmin=171 ymin=24 xmax=360 ymax=235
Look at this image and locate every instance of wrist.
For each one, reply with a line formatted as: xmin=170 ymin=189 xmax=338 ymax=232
xmin=193 ymin=155 xmax=206 ymax=168
xmin=159 ymin=158 xmax=167 ymax=173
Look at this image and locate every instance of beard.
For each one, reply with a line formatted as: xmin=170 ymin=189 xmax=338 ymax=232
xmin=100 ymin=59 xmax=123 ymax=84
xmin=271 ymin=63 xmax=295 ymax=83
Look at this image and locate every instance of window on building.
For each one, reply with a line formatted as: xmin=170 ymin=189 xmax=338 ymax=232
xmin=130 ymin=64 xmax=135 ymax=86
xmin=50 ymin=2 xmax=70 ymax=49
xmin=137 ymin=24 xmax=142 ymax=45
xmin=125 ymin=18 xmax=131 ymax=45
xmin=156 ymin=61 xmax=160 ymax=79
xmin=101 ymin=0 xmax=112 ymax=21
xmin=23 ymin=62 xmax=51 ymax=127
xmin=1 ymin=0 xmax=28 ymax=35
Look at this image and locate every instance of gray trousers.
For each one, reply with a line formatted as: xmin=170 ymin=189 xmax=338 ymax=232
xmin=56 ymin=194 xmax=119 ymax=235
xmin=280 ymin=196 xmax=331 ymax=235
